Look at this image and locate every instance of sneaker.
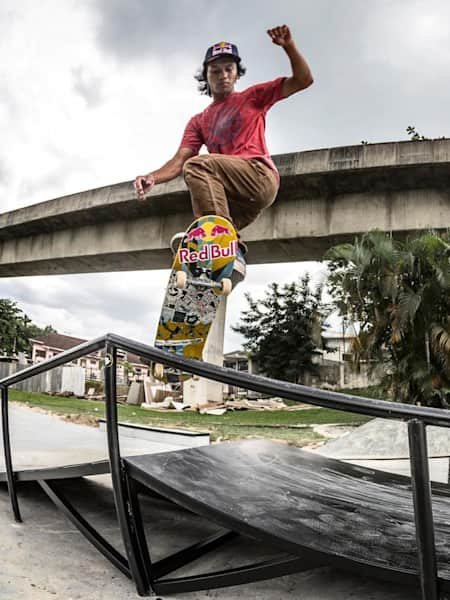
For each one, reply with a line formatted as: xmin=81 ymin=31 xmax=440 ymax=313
xmin=170 ymin=232 xmax=185 ymax=255
xmin=231 ymin=245 xmax=247 ymax=286
xmin=238 ymin=239 xmax=248 ymax=256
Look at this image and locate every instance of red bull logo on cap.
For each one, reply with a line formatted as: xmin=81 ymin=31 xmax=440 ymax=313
xmin=205 ymin=42 xmax=241 ymax=65
xmin=212 ymin=42 xmax=233 ymax=56
xmin=178 ymin=240 xmax=238 ymax=263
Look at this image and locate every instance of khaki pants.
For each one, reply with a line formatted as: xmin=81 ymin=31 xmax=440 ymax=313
xmin=183 ymin=154 xmax=279 ymax=232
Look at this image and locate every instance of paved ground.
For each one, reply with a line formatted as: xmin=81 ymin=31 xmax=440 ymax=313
xmin=0 ymin=475 xmax=421 ymax=600
xmin=0 ymin=407 xmax=437 ymax=599
xmin=1 ymin=404 xmax=203 ymax=474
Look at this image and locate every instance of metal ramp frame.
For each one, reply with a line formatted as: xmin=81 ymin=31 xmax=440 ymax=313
xmin=1 ymin=332 xmax=449 ymax=599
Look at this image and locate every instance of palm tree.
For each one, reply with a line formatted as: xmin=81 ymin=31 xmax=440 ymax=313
xmin=326 ymin=230 xmax=450 ymax=407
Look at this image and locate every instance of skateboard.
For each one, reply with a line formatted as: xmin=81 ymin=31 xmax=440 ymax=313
xmin=153 ymin=215 xmax=239 ymax=381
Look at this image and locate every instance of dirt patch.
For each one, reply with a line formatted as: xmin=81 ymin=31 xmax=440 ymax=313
xmin=61 ymin=413 xmax=99 ymax=428
xmin=11 ymin=402 xmax=100 ymax=428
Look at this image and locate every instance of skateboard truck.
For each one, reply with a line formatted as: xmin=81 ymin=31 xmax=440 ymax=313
xmin=175 ymin=270 xmax=232 ymax=296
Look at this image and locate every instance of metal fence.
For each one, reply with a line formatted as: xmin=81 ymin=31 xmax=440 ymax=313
xmin=0 ymin=362 xmax=84 ymax=395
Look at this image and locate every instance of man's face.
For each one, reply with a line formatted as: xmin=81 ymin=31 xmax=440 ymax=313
xmin=206 ymin=58 xmax=239 ymax=96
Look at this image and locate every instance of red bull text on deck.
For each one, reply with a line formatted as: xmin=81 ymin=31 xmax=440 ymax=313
xmin=178 ymin=240 xmax=238 ymax=264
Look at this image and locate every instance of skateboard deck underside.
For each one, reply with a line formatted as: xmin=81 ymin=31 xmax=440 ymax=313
xmin=155 ymin=216 xmax=237 ymax=378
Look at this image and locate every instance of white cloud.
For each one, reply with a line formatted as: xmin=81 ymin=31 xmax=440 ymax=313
xmin=0 ymin=262 xmax=327 ymax=354
xmin=362 ymin=1 xmax=450 ymax=76
xmin=0 ymin=270 xmax=168 ymax=341
xmin=0 ymin=0 xmax=207 ymax=211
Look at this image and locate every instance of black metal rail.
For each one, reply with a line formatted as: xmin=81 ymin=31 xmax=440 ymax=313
xmin=105 ymin=333 xmax=450 ymax=427
xmin=1 ymin=385 xmax=21 ymax=521
xmin=2 ymin=332 xmax=450 ymax=426
xmin=0 ymin=332 xmax=448 ymax=599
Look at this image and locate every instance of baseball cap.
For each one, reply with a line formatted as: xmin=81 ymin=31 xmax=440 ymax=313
xmin=204 ymin=41 xmax=241 ymax=65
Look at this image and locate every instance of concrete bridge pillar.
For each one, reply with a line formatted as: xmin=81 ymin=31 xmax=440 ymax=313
xmin=182 ymin=296 xmax=227 ymax=406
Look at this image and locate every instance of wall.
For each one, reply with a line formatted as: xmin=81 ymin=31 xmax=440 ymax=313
xmin=0 ymin=363 xmax=85 ymax=396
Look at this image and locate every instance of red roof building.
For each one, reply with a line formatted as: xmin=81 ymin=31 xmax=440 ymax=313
xmin=30 ymin=334 xmax=149 ymax=382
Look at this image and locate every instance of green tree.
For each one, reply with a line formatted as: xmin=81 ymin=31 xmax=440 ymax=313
xmin=0 ymin=298 xmax=56 ymax=356
xmin=0 ymin=299 xmax=28 ymax=355
xmin=25 ymin=322 xmax=56 ymax=340
xmin=232 ymin=275 xmax=329 ymax=383
xmin=326 ymin=230 xmax=450 ymax=407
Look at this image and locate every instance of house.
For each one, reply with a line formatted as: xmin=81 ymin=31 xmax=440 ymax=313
xmin=30 ymin=333 xmax=150 ymax=383
xmin=321 ymin=327 xmax=357 ymax=362
xmin=223 ymin=350 xmax=258 ymax=397
xmin=319 ymin=327 xmax=380 ymax=389
xmin=223 ymin=325 xmax=373 ymax=391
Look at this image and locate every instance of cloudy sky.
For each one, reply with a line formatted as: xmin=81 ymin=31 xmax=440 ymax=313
xmin=1 ymin=0 xmax=449 ymax=352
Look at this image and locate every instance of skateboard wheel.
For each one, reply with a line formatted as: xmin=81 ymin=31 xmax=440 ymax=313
xmin=175 ymin=270 xmax=187 ymax=289
xmin=221 ymin=278 xmax=232 ymax=296
xmin=154 ymin=363 xmax=165 ymax=379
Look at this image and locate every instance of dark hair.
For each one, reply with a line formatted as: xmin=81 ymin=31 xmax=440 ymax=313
xmin=194 ymin=61 xmax=247 ymax=96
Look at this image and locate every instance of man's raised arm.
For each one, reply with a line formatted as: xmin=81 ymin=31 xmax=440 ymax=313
xmin=267 ymin=25 xmax=314 ymax=98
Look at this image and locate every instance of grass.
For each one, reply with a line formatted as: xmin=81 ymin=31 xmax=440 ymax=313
xmin=8 ymin=388 xmax=373 ymax=447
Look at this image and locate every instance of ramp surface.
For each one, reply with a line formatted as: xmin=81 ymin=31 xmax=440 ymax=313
xmin=124 ymin=438 xmax=450 ymax=585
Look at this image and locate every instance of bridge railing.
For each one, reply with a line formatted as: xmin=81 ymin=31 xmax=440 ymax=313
xmin=1 ymin=332 xmax=447 ymax=599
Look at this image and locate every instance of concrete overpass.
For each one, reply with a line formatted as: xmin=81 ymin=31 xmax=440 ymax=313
xmin=0 ymin=139 xmax=449 ymax=277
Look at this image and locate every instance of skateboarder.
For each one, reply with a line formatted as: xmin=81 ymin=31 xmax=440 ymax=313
xmin=134 ymin=25 xmax=313 ymax=281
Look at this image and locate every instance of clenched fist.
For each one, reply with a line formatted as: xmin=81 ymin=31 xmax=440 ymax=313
xmin=267 ymin=25 xmax=293 ymax=48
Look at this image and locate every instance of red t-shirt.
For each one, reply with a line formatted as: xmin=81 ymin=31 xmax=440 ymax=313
xmin=180 ymin=77 xmax=286 ymax=179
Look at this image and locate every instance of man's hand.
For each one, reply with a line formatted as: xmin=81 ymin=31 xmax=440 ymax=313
xmin=267 ymin=25 xmax=293 ymax=48
xmin=134 ymin=174 xmax=155 ymax=199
